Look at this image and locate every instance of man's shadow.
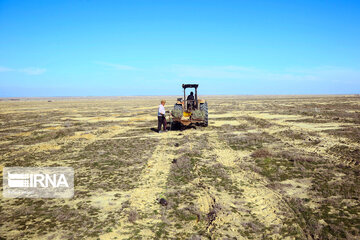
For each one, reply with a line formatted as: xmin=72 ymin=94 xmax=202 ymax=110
xmin=150 ymin=128 xmax=159 ymax=133
xmin=150 ymin=125 xmax=196 ymax=133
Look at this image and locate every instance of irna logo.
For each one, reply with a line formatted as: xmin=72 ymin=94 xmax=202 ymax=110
xmin=8 ymin=172 xmax=69 ymax=188
xmin=3 ymin=167 xmax=74 ymax=198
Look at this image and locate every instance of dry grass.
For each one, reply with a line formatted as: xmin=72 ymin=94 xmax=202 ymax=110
xmin=0 ymin=95 xmax=359 ymax=239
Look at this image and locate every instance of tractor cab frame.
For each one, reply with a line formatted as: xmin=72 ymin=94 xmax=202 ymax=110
xmin=171 ymin=84 xmax=208 ymax=128
xmin=178 ymin=84 xmax=199 ymax=111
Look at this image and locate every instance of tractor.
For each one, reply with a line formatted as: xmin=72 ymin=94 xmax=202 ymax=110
xmin=170 ymin=84 xmax=208 ymax=129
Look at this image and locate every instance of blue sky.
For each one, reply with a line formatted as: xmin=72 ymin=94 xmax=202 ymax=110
xmin=0 ymin=0 xmax=359 ymax=97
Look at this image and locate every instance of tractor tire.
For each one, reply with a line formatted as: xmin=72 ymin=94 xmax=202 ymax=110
xmin=171 ymin=104 xmax=183 ymax=130
xmin=200 ymin=102 xmax=208 ymax=127
xmin=174 ymin=104 xmax=183 ymax=111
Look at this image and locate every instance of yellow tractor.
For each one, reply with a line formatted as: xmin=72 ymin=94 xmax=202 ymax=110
xmin=170 ymin=84 xmax=208 ymax=129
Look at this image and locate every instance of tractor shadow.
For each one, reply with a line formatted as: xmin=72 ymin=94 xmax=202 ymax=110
xmin=171 ymin=125 xmax=197 ymax=131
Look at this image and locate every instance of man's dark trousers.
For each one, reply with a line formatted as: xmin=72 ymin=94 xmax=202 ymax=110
xmin=158 ymin=115 xmax=167 ymax=132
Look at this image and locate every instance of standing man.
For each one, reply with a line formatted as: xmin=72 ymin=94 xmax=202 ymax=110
xmin=158 ymin=100 xmax=167 ymax=133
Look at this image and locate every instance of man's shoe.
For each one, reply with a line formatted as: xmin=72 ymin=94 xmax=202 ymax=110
xmin=158 ymin=130 xmax=163 ymax=133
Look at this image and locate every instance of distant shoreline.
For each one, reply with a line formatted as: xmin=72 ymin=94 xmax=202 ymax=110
xmin=0 ymin=94 xmax=359 ymax=102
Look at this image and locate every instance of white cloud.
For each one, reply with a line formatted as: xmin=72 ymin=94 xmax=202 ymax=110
xmin=95 ymin=61 xmax=137 ymax=70
xmin=0 ymin=66 xmax=14 ymax=72
xmin=0 ymin=66 xmax=46 ymax=75
xmin=282 ymin=66 xmax=360 ymax=83
xmin=171 ymin=65 xmax=258 ymax=79
xmin=170 ymin=65 xmax=360 ymax=83
xmin=20 ymin=67 xmax=47 ymax=75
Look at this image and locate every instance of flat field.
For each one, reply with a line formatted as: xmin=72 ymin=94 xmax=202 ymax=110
xmin=0 ymin=95 xmax=359 ymax=239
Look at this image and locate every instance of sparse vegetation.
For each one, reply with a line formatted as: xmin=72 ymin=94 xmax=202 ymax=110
xmin=0 ymin=95 xmax=359 ymax=239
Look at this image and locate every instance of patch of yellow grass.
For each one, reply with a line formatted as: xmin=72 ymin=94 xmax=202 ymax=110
xmin=197 ymin=192 xmax=214 ymax=213
xmin=69 ymin=132 xmax=96 ymax=140
xmin=280 ymin=178 xmax=312 ymax=199
xmin=14 ymin=131 xmax=32 ymax=137
xmin=43 ymin=126 xmax=62 ymax=131
xmin=69 ymin=116 xmax=122 ymax=123
xmin=212 ymin=120 xmax=242 ymax=127
xmin=25 ymin=142 xmax=61 ymax=152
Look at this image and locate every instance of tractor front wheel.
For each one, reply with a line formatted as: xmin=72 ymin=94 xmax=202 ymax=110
xmin=174 ymin=104 xmax=183 ymax=111
xmin=200 ymin=102 xmax=208 ymax=127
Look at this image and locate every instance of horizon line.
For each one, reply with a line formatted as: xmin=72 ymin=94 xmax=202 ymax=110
xmin=1 ymin=93 xmax=359 ymax=99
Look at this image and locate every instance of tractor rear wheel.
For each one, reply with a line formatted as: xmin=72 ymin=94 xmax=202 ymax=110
xmin=171 ymin=104 xmax=183 ymax=130
xmin=200 ymin=102 xmax=208 ymax=127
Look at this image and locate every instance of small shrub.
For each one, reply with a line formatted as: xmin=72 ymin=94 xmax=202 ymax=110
xmin=127 ymin=209 xmax=138 ymax=223
xmin=251 ymin=148 xmax=272 ymax=158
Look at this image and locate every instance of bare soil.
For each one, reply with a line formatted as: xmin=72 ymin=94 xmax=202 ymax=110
xmin=0 ymin=95 xmax=359 ymax=239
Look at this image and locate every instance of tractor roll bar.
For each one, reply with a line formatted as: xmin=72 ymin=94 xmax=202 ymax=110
xmin=183 ymin=84 xmax=199 ymax=111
